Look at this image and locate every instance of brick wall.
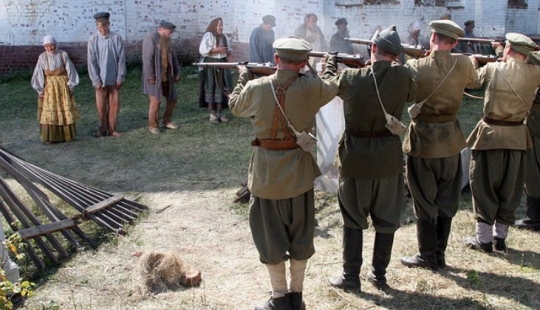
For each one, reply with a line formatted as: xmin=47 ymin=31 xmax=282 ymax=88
xmin=1 ymin=0 xmax=539 ymax=75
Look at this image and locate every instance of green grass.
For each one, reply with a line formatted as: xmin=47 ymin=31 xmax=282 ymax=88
xmin=2 ymin=65 xmax=539 ymax=310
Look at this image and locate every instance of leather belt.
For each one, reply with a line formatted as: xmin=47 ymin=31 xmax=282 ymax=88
xmin=251 ymin=138 xmax=299 ymax=150
xmin=482 ymin=116 xmax=523 ymax=127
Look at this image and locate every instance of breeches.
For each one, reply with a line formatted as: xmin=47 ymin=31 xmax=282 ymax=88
xmin=249 ymin=190 xmax=316 ymax=265
xmin=406 ymin=155 xmax=462 ymax=219
xmin=525 ymin=137 xmax=540 ymax=198
xmin=470 ymin=149 xmax=525 ymax=225
xmin=338 ymin=175 xmax=404 ymax=233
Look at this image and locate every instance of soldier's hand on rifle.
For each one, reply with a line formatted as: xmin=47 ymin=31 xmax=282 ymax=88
xmin=238 ymin=67 xmax=255 ymax=85
xmin=492 ymin=42 xmax=503 ymax=49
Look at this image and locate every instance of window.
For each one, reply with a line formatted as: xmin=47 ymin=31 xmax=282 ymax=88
xmin=508 ymin=0 xmax=527 ymax=9
xmin=415 ymin=0 xmax=461 ymax=7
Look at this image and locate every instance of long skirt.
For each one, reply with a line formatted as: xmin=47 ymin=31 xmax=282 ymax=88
xmin=198 ymin=57 xmax=233 ymax=109
xmin=38 ymin=75 xmax=79 ymax=143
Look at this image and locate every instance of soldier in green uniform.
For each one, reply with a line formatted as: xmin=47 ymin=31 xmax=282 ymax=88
xmin=322 ymin=26 xmax=415 ymax=292
xmin=400 ymin=20 xmax=479 ymax=271
xmin=515 ymin=88 xmax=540 ymax=231
xmin=228 ymin=36 xmax=337 ymax=310
xmin=465 ymin=34 xmax=540 ymax=252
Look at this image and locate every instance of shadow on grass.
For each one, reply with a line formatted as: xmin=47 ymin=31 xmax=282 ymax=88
xmin=440 ymin=266 xmax=540 ymax=308
xmin=346 ymin=287 xmax=486 ymax=309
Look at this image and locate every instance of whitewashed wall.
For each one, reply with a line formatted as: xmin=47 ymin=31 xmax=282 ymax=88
xmin=1 ymin=0 xmax=539 ymax=47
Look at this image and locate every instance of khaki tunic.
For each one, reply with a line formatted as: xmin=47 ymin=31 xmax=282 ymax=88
xmin=229 ymin=69 xmax=338 ymax=199
xmin=404 ymin=51 xmax=479 ymax=158
xmin=467 ymin=58 xmax=540 ymax=150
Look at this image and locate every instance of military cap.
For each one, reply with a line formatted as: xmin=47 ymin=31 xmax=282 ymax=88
xmin=506 ymin=32 xmax=536 ymax=55
xmin=335 ymin=18 xmax=348 ymax=26
xmin=373 ymin=25 xmax=403 ymax=55
xmin=93 ymin=12 xmax=110 ymax=20
xmin=464 ymin=20 xmax=475 ymax=27
xmin=262 ymin=15 xmax=276 ymax=27
xmin=160 ymin=20 xmax=176 ymax=31
xmin=429 ymin=19 xmax=464 ymax=40
xmin=273 ymin=36 xmax=312 ymax=61
xmin=42 ymin=35 xmax=57 ymax=46
xmin=439 ymin=13 xmax=452 ymax=20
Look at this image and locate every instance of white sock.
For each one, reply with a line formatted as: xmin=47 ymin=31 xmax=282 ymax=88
xmin=476 ymin=221 xmax=493 ymax=244
xmin=289 ymin=259 xmax=307 ymax=293
xmin=266 ymin=262 xmax=287 ymax=298
xmin=493 ymin=222 xmax=509 ymax=239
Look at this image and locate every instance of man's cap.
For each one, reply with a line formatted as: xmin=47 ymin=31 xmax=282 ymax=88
xmin=373 ymin=25 xmax=403 ymax=55
xmin=506 ymin=32 xmax=536 ymax=55
xmin=429 ymin=19 xmax=464 ymax=40
xmin=262 ymin=15 xmax=276 ymax=27
xmin=335 ymin=18 xmax=348 ymax=26
xmin=439 ymin=13 xmax=452 ymax=20
xmin=464 ymin=20 xmax=475 ymax=27
xmin=93 ymin=12 xmax=110 ymax=21
xmin=273 ymin=36 xmax=313 ymax=61
xmin=160 ymin=20 xmax=176 ymax=31
xmin=42 ymin=35 xmax=57 ymax=46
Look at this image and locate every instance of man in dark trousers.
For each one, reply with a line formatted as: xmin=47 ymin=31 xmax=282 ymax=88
xmin=323 ymin=26 xmax=415 ymax=292
xmin=465 ymin=34 xmax=540 ymax=252
xmin=516 ymin=89 xmax=540 ymax=231
xmin=229 ymin=36 xmax=337 ymax=310
xmin=400 ymin=20 xmax=479 ymax=270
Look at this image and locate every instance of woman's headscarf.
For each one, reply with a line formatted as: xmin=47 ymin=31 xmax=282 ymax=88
xmin=42 ymin=35 xmax=57 ymax=46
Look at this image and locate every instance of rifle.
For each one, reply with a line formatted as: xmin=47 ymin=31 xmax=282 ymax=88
xmin=457 ymin=37 xmax=504 ymax=45
xmin=460 ymin=53 xmax=498 ymax=65
xmin=307 ymin=51 xmax=366 ymax=68
xmin=345 ymin=37 xmax=428 ymax=58
xmin=193 ymin=61 xmax=276 ymax=76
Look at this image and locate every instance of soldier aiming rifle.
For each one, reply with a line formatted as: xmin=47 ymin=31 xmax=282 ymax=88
xmin=346 ymin=37 xmax=499 ymax=65
xmin=194 ymin=52 xmax=365 ymax=78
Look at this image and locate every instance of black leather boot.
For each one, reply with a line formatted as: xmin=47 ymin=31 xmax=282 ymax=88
xmin=255 ymin=294 xmax=292 ymax=310
xmin=289 ymin=292 xmax=305 ymax=310
xmin=436 ymin=217 xmax=453 ymax=269
xmin=327 ymin=226 xmax=362 ymax=292
xmin=464 ymin=236 xmax=493 ymax=253
xmin=515 ymin=196 xmax=540 ymax=231
xmin=401 ymin=218 xmax=439 ymax=271
xmin=493 ymin=237 xmax=507 ymax=253
xmin=367 ymin=232 xmax=394 ymax=290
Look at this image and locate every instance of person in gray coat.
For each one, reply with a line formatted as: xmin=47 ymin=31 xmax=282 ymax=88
xmin=142 ymin=21 xmax=182 ymax=134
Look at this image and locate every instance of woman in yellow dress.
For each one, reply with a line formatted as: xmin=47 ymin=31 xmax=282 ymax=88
xmin=31 ymin=35 xmax=80 ymax=143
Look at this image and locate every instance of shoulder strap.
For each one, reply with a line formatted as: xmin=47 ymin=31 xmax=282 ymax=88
xmin=370 ymin=66 xmax=389 ymax=116
xmin=269 ymin=75 xmax=299 ymax=139
xmin=416 ymin=58 xmax=458 ymax=106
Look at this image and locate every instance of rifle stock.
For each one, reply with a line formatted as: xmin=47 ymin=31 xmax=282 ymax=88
xmin=307 ymin=51 xmax=366 ymax=68
xmin=193 ymin=62 xmax=276 ymax=76
xmin=457 ymin=37 xmax=504 ymax=44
